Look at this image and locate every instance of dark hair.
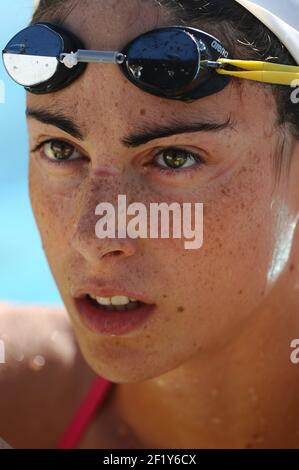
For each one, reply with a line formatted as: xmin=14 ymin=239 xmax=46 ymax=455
xmin=31 ymin=0 xmax=299 ymax=141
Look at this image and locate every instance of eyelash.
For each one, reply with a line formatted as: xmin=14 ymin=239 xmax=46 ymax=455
xmin=31 ymin=139 xmax=86 ymax=166
xmin=31 ymin=139 xmax=206 ymax=173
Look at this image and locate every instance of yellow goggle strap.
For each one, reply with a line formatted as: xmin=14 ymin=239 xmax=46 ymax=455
xmin=215 ymin=59 xmax=299 ymax=86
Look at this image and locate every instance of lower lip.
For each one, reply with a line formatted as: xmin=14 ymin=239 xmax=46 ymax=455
xmin=74 ymin=297 xmax=156 ymax=336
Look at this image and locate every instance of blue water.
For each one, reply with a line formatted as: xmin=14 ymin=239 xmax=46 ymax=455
xmin=0 ymin=1 xmax=62 ymax=304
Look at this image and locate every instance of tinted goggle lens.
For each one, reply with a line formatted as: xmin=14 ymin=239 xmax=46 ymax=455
xmin=2 ymin=23 xmax=86 ymax=93
xmin=122 ymin=29 xmax=200 ymax=95
xmin=3 ymin=24 xmax=62 ymax=86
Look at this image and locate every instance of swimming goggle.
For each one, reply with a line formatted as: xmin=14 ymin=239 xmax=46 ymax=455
xmin=2 ymin=23 xmax=299 ymax=102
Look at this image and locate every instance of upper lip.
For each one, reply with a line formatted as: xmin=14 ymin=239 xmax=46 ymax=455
xmin=72 ymin=283 xmax=155 ymax=305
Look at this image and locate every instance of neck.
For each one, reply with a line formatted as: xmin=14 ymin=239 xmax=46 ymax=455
xmin=112 ymin=265 xmax=299 ymax=449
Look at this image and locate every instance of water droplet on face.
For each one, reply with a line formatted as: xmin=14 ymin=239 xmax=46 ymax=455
xmin=156 ymin=378 xmax=167 ymax=388
xmin=211 ymin=417 xmax=222 ymax=425
xmin=14 ymin=351 xmax=24 ymax=362
xmin=50 ymin=331 xmax=58 ymax=342
xmin=251 ymin=433 xmax=265 ymax=445
xmin=248 ymin=387 xmax=259 ymax=404
xmin=29 ymin=355 xmax=46 ymax=371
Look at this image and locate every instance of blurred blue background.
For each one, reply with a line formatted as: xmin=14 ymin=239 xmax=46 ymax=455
xmin=0 ymin=0 xmax=62 ymax=304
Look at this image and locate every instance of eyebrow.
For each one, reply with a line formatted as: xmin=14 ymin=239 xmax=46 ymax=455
xmin=26 ymin=107 xmax=84 ymax=141
xmin=26 ymin=107 xmax=233 ymax=148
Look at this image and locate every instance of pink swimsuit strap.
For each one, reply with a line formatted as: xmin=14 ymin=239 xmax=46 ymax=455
xmin=57 ymin=377 xmax=113 ymax=449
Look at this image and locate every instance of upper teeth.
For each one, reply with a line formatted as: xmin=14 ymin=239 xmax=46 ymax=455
xmin=90 ymin=295 xmax=138 ymax=306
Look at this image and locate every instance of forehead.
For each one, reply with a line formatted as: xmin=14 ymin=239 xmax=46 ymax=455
xmin=63 ymin=0 xmax=171 ymax=50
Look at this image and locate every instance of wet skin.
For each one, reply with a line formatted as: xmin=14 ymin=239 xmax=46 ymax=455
xmin=4 ymin=0 xmax=299 ymax=448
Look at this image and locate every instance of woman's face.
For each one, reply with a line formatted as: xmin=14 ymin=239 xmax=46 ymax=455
xmin=27 ymin=0 xmax=299 ymax=382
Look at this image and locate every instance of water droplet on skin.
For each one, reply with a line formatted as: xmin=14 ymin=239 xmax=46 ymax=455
xmin=212 ymin=417 xmax=222 ymax=425
xmin=50 ymin=331 xmax=58 ymax=342
xmin=251 ymin=395 xmax=259 ymax=405
xmin=14 ymin=351 xmax=24 ymax=362
xmin=156 ymin=378 xmax=167 ymax=387
xmin=251 ymin=433 xmax=265 ymax=444
xmin=29 ymin=355 xmax=46 ymax=371
xmin=248 ymin=387 xmax=259 ymax=404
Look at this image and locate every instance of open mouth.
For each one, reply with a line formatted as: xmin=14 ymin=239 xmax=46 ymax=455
xmin=74 ymin=291 xmax=156 ymax=336
xmin=86 ymin=294 xmax=146 ymax=312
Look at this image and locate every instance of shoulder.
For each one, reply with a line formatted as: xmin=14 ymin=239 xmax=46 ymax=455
xmin=0 ymin=302 xmax=96 ymax=448
xmin=0 ymin=301 xmax=76 ymax=374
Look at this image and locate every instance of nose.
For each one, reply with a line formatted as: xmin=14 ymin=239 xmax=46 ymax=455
xmin=71 ymin=210 xmax=136 ymax=269
xmin=70 ymin=183 xmax=136 ymax=270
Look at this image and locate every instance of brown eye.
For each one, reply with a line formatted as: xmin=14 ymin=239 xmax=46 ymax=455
xmin=155 ymin=148 xmax=203 ymax=170
xmin=42 ymin=140 xmax=82 ymax=161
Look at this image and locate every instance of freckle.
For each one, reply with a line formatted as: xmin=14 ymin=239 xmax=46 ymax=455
xmin=261 ymin=290 xmax=265 ymax=296
xmin=238 ymin=289 xmax=243 ymax=295
xmin=221 ymin=188 xmax=230 ymax=196
xmin=140 ymin=109 xmax=146 ymax=116
xmin=290 ymin=264 xmax=295 ymax=272
xmin=163 ymin=294 xmax=168 ymax=298
xmin=114 ymin=102 xmax=119 ymax=108
xmin=177 ymin=306 xmax=184 ymax=312
xmin=215 ymin=237 xmax=222 ymax=248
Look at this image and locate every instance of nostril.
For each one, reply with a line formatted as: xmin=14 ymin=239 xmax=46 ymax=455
xmin=103 ymin=250 xmax=123 ymax=258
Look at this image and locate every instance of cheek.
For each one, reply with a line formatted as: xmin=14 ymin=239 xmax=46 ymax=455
xmin=29 ymin=160 xmax=77 ymax=266
xmin=153 ymin=150 xmax=277 ymax=348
